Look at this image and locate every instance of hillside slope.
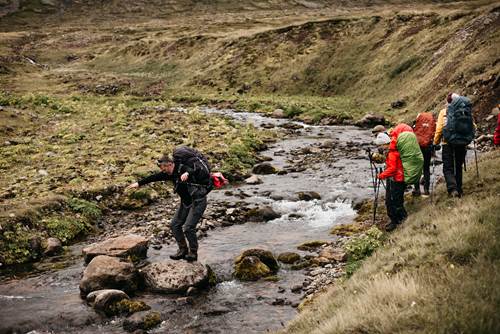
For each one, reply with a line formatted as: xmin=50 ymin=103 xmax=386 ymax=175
xmin=281 ymin=150 xmax=500 ymax=334
xmin=1 ymin=1 xmax=499 ymax=124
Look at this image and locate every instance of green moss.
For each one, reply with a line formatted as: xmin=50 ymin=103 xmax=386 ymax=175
xmin=108 ymin=299 xmax=151 ymax=316
xmin=143 ymin=311 xmax=162 ymax=330
xmin=0 ymin=223 xmax=43 ymax=265
xmin=67 ymin=198 xmax=102 ymax=220
xmin=206 ymin=265 xmax=218 ymax=286
xmin=344 ymin=226 xmax=384 ymax=262
xmin=43 ymin=217 xmax=90 ymax=243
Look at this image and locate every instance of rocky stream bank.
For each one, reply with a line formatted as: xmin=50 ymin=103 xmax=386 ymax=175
xmin=0 ymin=108 xmax=382 ymax=334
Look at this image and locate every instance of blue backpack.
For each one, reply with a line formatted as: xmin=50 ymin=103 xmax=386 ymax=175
xmin=443 ymin=96 xmax=474 ymax=145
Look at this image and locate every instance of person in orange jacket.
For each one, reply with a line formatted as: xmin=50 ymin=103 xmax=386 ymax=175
xmin=374 ymin=132 xmax=407 ymax=232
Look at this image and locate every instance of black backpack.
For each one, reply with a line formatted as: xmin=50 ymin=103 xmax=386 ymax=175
xmin=443 ymin=96 xmax=475 ymax=145
xmin=173 ymin=147 xmax=211 ymax=186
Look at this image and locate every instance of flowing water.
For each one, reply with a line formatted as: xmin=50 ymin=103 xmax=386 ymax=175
xmin=0 ymin=108 xmax=381 ymax=334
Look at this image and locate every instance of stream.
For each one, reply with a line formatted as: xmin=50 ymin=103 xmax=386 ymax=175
xmin=0 ymin=108 xmax=380 ymax=334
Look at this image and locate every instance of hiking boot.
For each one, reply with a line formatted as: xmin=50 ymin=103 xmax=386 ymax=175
xmin=385 ymin=223 xmax=398 ymax=232
xmin=412 ymin=190 xmax=421 ymax=197
xmin=170 ymin=242 xmax=188 ymax=260
xmin=449 ymin=190 xmax=460 ymax=198
xmin=170 ymin=249 xmax=188 ymax=260
xmin=185 ymin=250 xmax=198 ymax=262
xmin=423 ymin=188 xmax=430 ymax=196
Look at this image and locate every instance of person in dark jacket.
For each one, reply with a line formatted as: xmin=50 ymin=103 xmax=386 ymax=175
xmin=127 ymin=147 xmax=212 ymax=262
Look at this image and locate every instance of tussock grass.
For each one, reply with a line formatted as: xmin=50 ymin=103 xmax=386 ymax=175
xmin=282 ymin=150 xmax=500 ymax=334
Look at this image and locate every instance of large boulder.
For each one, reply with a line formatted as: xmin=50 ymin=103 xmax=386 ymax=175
xmin=79 ymin=255 xmax=140 ymax=295
xmin=235 ymin=248 xmax=279 ymax=272
xmin=252 ymin=162 xmax=277 ymax=175
xmin=234 ymin=256 xmax=272 ymax=281
xmin=44 ymin=237 xmax=63 ymax=256
xmin=355 ymin=113 xmax=386 ymax=128
xmin=297 ymin=191 xmax=321 ymax=201
xmin=82 ymin=234 xmax=149 ymax=264
xmin=244 ymin=175 xmax=262 ymax=185
xmin=246 ymin=206 xmax=281 ymax=222
xmin=86 ymin=289 xmax=129 ymax=316
xmin=272 ymin=108 xmax=285 ymax=118
xmin=140 ymin=260 xmax=209 ymax=294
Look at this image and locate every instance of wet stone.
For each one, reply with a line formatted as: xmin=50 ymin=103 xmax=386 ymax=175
xmin=82 ymin=234 xmax=149 ymax=264
xmin=141 ymin=260 xmax=209 ymax=294
xmin=79 ymin=255 xmax=140 ymax=295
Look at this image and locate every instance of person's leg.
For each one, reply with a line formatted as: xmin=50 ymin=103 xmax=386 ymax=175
xmin=454 ymin=145 xmax=467 ymax=196
xmin=169 ymin=202 xmax=190 ymax=259
xmin=422 ymin=146 xmax=432 ymax=194
xmin=442 ymin=144 xmax=458 ymax=194
xmin=385 ymin=179 xmax=398 ymax=231
xmin=393 ymin=181 xmax=407 ymax=224
xmin=183 ymin=197 xmax=207 ymax=261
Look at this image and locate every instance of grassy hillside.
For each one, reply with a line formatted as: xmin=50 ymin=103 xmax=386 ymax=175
xmin=281 ymin=150 xmax=500 ymax=334
xmin=1 ymin=1 xmax=499 ymax=124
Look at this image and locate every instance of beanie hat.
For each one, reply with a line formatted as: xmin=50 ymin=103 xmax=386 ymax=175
xmin=374 ymin=132 xmax=391 ymax=146
xmin=372 ymin=124 xmax=386 ymax=134
xmin=447 ymin=92 xmax=459 ymax=103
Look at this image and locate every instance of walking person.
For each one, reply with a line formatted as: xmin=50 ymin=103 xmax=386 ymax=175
xmin=433 ymin=93 xmax=475 ymax=198
xmin=412 ymin=112 xmax=436 ymax=196
xmin=374 ymin=133 xmax=407 ymax=232
xmin=493 ymin=104 xmax=500 ymax=147
xmin=127 ymin=147 xmax=213 ymax=262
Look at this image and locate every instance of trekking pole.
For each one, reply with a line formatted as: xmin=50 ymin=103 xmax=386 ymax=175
xmin=372 ymin=168 xmax=381 ymax=224
xmin=473 ymin=140 xmax=480 ymax=178
xmin=430 ymin=153 xmax=436 ymax=204
xmin=367 ymin=149 xmax=376 ymax=194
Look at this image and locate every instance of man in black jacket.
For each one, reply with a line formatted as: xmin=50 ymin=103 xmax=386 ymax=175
xmin=126 ymin=147 xmax=211 ymax=262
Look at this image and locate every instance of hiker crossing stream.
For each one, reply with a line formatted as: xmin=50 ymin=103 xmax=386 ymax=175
xmin=1 ymin=108 xmax=404 ymax=333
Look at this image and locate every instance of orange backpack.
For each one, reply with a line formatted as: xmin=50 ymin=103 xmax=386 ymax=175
xmin=413 ymin=113 xmax=436 ymax=147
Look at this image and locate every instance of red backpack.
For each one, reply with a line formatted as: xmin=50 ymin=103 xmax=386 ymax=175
xmin=413 ymin=113 xmax=436 ymax=147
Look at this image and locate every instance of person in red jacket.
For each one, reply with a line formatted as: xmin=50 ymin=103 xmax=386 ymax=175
xmin=374 ymin=132 xmax=407 ymax=232
xmin=493 ymin=105 xmax=500 ymax=146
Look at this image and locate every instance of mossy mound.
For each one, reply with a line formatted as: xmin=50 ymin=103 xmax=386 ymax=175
xmin=277 ymin=252 xmax=301 ymax=264
xmin=108 ymin=299 xmax=151 ymax=316
xmin=234 ymin=256 xmax=272 ymax=281
xmin=234 ymin=248 xmax=279 ymax=272
xmin=297 ymin=240 xmax=328 ymax=251
xmin=330 ymin=222 xmax=371 ymax=236
xmin=290 ymin=260 xmax=313 ymax=271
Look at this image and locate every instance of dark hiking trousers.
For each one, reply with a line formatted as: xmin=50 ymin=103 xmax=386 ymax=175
xmin=442 ymin=144 xmax=467 ymax=195
xmin=414 ymin=145 xmax=432 ymax=193
xmin=170 ymin=197 xmax=207 ymax=251
xmin=385 ymin=179 xmax=407 ymax=225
